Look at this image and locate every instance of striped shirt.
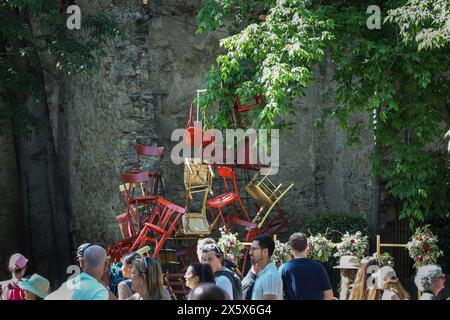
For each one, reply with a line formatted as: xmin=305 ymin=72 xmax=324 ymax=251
xmin=251 ymin=262 xmax=283 ymax=300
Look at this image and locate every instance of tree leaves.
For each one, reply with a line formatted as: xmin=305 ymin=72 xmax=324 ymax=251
xmin=196 ymin=0 xmax=450 ymax=227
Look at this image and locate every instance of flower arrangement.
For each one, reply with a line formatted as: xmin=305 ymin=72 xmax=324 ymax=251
xmin=307 ymin=233 xmax=334 ymax=263
xmin=272 ymin=240 xmax=292 ymax=268
xmin=217 ymin=229 xmax=244 ymax=264
xmin=406 ymin=225 xmax=443 ymax=268
xmin=372 ymin=252 xmax=394 ymax=268
xmin=334 ymin=231 xmax=368 ymax=259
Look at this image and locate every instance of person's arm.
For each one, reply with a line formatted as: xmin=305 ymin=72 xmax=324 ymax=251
xmin=320 ymin=265 xmax=333 ymax=300
xmin=108 ymin=289 xmax=117 ymax=300
xmin=323 ymin=289 xmax=333 ymax=300
xmin=117 ymin=281 xmax=133 ymax=300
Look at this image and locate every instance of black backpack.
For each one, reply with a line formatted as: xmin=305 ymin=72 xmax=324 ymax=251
xmin=215 ymin=269 xmax=243 ymax=300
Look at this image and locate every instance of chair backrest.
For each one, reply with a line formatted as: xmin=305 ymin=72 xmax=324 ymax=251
xmin=116 ymin=212 xmax=136 ymax=238
xmin=217 ymin=166 xmax=238 ymax=194
xmin=120 ymin=172 xmax=150 ymax=204
xmin=184 ymin=158 xmax=213 ymax=190
xmin=148 ymin=198 xmax=186 ymax=233
xmin=136 ymin=144 xmax=164 ymax=172
xmin=121 ymin=172 xmax=149 ymax=184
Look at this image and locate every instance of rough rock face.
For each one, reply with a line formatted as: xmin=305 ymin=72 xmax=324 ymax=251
xmin=0 ymin=132 xmax=25 ymax=279
xmin=0 ymin=0 xmax=376 ymax=273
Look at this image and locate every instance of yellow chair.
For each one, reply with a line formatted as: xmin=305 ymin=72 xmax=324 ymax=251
xmin=181 ymin=158 xmax=219 ymax=235
xmin=245 ymin=170 xmax=294 ymax=229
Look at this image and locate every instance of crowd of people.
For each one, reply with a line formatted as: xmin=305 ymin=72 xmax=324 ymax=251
xmin=0 ymin=233 xmax=447 ymax=300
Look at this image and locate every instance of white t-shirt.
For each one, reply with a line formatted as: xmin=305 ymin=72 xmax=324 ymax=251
xmin=215 ymin=275 xmax=233 ymax=299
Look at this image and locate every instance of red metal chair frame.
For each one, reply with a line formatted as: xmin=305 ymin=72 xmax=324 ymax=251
xmin=132 ymin=144 xmax=164 ymax=195
xmin=207 ymin=166 xmax=251 ymax=231
xmin=129 ymin=198 xmax=186 ymax=258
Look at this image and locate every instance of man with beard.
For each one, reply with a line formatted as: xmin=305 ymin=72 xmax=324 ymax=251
xmin=249 ymin=234 xmax=283 ymax=300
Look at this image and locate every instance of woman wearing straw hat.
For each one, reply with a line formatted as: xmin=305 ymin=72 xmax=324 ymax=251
xmin=19 ymin=274 xmax=50 ymax=300
xmin=334 ymin=255 xmax=360 ymax=300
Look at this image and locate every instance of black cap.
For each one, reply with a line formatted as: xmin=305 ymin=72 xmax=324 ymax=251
xmin=76 ymin=243 xmax=92 ymax=258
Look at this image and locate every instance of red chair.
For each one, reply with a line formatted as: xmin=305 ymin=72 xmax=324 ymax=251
xmin=131 ymin=144 xmax=164 ymax=196
xmin=116 ymin=212 xmax=137 ymax=239
xmin=120 ymin=172 xmax=159 ymax=231
xmin=107 ymin=236 xmax=137 ymax=263
xmin=235 ymin=95 xmax=264 ymax=113
xmin=207 ymin=166 xmax=251 ymax=231
xmin=164 ymin=271 xmax=189 ymax=300
xmin=129 ymin=198 xmax=186 ymax=258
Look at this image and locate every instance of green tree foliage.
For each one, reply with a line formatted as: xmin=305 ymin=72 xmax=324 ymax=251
xmin=196 ymin=0 xmax=450 ymax=227
xmin=386 ymin=0 xmax=449 ymax=51
xmin=0 ymin=0 xmax=122 ymax=135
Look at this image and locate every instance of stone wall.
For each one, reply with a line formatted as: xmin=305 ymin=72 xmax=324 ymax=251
xmin=56 ymin=0 xmax=225 ymax=247
xmin=0 ymin=131 xmax=25 ymax=279
xmin=0 ymin=0 xmax=377 ymax=264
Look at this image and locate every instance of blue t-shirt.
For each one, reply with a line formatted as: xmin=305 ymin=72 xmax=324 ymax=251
xmin=280 ymin=258 xmax=332 ymax=300
xmin=45 ymin=272 xmax=109 ymax=300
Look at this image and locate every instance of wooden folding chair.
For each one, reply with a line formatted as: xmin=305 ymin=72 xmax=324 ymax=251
xmin=245 ymin=169 xmax=294 ymax=229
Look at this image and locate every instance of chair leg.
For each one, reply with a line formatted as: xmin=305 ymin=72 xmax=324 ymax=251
xmin=237 ymin=196 xmax=251 ymax=221
xmin=241 ymin=247 xmax=250 ymax=275
xmin=217 ymin=208 xmax=227 ymax=230
xmin=208 ymin=207 xmax=214 ymax=219
xmin=130 ymin=225 xmax=147 ymax=252
xmin=153 ymin=234 xmax=168 ymax=259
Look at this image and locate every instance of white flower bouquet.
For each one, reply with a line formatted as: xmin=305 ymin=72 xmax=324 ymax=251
xmin=334 ymin=231 xmax=368 ymax=259
xmin=307 ymin=233 xmax=334 ymax=263
xmin=407 ymin=225 xmax=443 ymax=268
xmin=217 ymin=229 xmax=244 ymax=264
xmin=272 ymin=240 xmax=292 ymax=268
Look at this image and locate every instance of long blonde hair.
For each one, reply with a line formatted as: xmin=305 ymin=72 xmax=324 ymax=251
xmin=350 ymin=257 xmax=382 ymax=300
xmin=383 ymin=280 xmax=410 ymax=300
xmin=133 ymin=257 xmax=169 ymax=300
xmin=339 ymin=269 xmax=358 ymax=300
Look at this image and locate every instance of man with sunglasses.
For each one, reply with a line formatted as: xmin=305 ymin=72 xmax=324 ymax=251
xmin=201 ymin=243 xmax=242 ymax=300
xmin=249 ymin=234 xmax=283 ymax=300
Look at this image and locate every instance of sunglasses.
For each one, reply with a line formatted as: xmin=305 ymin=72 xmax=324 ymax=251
xmin=76 ymin=242 xmax=106 ymax=259
xmin=201 ymin=244 xmax=223 ymax=256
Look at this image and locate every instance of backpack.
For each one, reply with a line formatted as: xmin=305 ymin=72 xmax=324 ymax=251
xmin=224 ymin=259 xmax=243 ymax=280
xmin=215 ymin=269 xmax=243 ymax=300
xmin=6 ymin=282 xmax=24 ymax=301
xmin=109 ymin=262 xmax=125 ymax=297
